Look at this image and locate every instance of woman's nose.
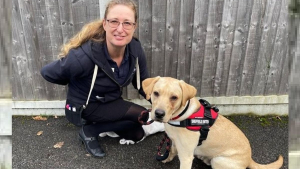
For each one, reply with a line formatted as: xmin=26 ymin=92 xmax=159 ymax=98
xmin=116 ymin=23 xmax=124 ymax=32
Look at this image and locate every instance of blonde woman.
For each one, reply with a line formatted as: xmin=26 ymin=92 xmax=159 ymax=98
xmin=41 ymin=0 xmax=164 ymax=157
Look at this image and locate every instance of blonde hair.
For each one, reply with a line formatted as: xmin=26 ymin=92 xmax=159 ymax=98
xmin=59 ymin=0 xmax=138 ymax=57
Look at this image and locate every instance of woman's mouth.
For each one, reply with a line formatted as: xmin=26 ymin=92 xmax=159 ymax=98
xmin=114 ymin=35 xmax=125 ymax=40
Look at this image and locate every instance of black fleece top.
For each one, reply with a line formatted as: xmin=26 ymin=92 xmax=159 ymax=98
xmin=41 ymin=38 xmax=149 ymax=105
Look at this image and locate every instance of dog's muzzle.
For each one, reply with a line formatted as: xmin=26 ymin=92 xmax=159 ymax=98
xmin=155 ymin=109 xmax=165 ymax=119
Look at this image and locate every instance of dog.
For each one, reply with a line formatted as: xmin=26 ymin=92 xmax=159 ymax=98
xmin=142 ymin=77 xmax=283 ymax=169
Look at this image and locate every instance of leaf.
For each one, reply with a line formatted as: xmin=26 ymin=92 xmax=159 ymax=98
xmin=53 ymin=142 xmax=64 ymax=149
xmin=276 ymin=116 xmax=282 ymax=121
xmin=32 ymin=116 xmax=47 ymax=121
xmin=37 ymin=131 xmax=43 ymax=136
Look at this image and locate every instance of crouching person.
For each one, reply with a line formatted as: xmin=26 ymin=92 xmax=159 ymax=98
xmin=40 ymin=0 xmax=164 ymax=158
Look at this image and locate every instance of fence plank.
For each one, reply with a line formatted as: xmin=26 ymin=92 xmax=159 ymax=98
xmin=151 ymin=0 xmax=167 ymax=77
xmin=177 ymin=0 xmax=195 ymax=82
xmin=252 ymin=0 xmax=282 ymax=95
xmin=45 ymin=0 xmax=66 ymax=100
xmin=58 ymin=1 xmax=75 ymax=44
xmin=32 ymin=0 xmax=59 ymax=100
xmin=265 ymin=0 xmax=288 ymax=95
xmin=84 ymin=0 xmax=100 ymax=22
xmin=138 ymin=0 xmax=152 ymax=77
xmin=226 ymin=0 xmax=253 ymax=96
xmin=239 ymin=0 xmax=266 ymax=96
xmin=0 ymin=0 xmax=12 ymax=98
xmin=12 ymin=0 xmax=34 ymax=100
xmin=278 ymin=44 xmax=290 ymax=95
xmin=18 ymin=0 xmax=49 ymax=100
xmin=164 ymin=0 xmax=180 ymax=78
xmin=71 ymin=0 xmax=86 ymax=33
xmin=200 ymin=0 xmax=224 ymax=97
xmin=190 ymin=0 xmax=209 ymax=96
xmin=71 ymin=0 xmax=100 ymax=32
xmin=214 ymin=0 xmax=239 ymax=96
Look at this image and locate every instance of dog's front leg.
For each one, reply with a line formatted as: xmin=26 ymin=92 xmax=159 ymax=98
xmin=162 ymin=139 xmax=177 ymax=163
xmin=176 ymin=133 xmax=199 ymax=169
xmin=177 ymin=147 xmax=195 ymax=169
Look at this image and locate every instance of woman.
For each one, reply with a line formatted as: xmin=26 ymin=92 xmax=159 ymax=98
xmin=41 ymin=0 xmax=164 ymax=158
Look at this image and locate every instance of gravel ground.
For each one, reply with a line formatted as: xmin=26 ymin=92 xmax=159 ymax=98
xmin=12 ymin=115 xmax=288 ymax=169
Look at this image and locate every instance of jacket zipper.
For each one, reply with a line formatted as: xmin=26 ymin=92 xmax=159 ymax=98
xmin=100 ymin=58 xmax=137 ymax=91
xmin=101 ymin=68 xmax=122 ymax=91
xmin=121 ymin=58 xmax=137 ymax=88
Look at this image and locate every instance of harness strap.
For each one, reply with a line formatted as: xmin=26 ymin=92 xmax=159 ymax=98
xmin=198 ymin=126 xmax=210 ymax=146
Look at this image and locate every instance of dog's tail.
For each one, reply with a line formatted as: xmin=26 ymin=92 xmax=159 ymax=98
xmin=248 ymin=155 xmax=283 ymax=169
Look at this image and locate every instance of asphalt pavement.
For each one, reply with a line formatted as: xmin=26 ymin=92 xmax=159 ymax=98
xmin=12 ymin=115 xmax=288 ymax=169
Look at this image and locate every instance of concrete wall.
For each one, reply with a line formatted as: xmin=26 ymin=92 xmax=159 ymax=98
xmin=11 ymin=95 xmax=288 ymax=116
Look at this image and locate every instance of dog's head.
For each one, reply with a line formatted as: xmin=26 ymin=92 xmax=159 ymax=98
xmin=142 ymin=76 xmax=197 ymax=122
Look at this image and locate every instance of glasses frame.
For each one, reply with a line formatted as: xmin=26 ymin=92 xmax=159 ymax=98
xmin=106 ymin=19 xmax=136 ymax=30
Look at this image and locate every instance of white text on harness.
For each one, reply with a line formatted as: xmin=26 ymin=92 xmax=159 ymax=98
xmin=190 ymin=119 xmax=209 ymax=125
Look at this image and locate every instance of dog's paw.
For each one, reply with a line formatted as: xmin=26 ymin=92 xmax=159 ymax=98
xmin=162 ymin=157 xmax=173 ymax=163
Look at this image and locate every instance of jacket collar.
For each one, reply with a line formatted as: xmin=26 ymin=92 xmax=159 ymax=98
xmin=81 ymin=40 xmax=138 ymax=86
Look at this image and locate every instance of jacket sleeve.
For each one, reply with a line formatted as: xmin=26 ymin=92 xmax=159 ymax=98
xmin=132 ymin=46 xmax=149 ymax=99
xmin=40 ymin=50 xmax=83 ymax=85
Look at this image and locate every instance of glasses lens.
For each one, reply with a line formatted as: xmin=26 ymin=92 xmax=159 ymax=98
xmin=123 ymin=22 xmax=132 ymax=30
xmin=107 ymin=20 xmax=135 ymax=30
xmin=108 ymin=20 xmax=120 ymax=28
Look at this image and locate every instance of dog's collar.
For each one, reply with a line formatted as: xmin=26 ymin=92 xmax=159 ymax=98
xmin=171 ymin=100 xmax=190 ymax=120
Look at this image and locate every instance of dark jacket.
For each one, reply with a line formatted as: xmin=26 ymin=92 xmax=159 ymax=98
xmin=41 ymin=38 xmax=149 ymax=105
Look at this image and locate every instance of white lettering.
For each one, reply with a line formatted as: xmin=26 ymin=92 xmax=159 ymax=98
xmin=191 ymin=119 xmax=209 ymax=124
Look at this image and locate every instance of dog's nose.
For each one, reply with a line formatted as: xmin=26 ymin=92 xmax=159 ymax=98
xmin=155 ymin=109 xmax=165 ymax=119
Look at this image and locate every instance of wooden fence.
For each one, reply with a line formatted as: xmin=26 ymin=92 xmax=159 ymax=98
xmin=10 ymin=0 xmax=290 ymax=101
xmin=0 ymin=0 xmax=11 ymax=98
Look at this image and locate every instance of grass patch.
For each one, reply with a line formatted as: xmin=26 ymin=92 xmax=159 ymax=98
xmin=224 ymin=114 xmax=288 ymax=129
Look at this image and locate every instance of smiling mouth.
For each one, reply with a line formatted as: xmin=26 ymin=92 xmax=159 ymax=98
xmin=114 ymin=35 xmax=125 ymax=40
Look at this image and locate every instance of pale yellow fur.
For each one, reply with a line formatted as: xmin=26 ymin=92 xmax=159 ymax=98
xmin=142 ymin=77 xmax=283 ymax=169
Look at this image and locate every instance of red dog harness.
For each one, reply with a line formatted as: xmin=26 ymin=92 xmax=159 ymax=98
xmin=168 ymin=99 xmax=219 ymax=146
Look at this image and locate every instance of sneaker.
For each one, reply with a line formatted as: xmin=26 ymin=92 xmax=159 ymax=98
xmin=99 ymin=131 xmax=119 ymax=138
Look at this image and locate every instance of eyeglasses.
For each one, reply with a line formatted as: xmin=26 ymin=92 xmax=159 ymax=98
xmin=106 ymin=19 xmax=136 ymax=30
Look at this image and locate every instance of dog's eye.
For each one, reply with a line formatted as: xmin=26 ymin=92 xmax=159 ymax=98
xmin=170 ymin=96 xmax=178 ymax=101
xmin=153 ymin=91 xmax=159 ymax=97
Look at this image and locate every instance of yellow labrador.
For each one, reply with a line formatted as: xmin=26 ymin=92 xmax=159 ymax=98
xmin=142 ymin=77 xmax=283 ymax=169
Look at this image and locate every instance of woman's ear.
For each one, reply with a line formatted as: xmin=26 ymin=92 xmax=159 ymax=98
xmin=142 ymin=76 xmax=161 ymax=100
xmin=103 ymin=19 xmax=107 ymax=31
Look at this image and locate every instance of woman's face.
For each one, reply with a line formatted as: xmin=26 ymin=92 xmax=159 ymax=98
xmin=103 ymin=4 xmax=136 ymax=49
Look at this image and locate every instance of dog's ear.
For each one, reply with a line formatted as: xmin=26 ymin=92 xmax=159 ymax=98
xmin=142 ymin=76 xmax=161 ymax=100
xmin=179 ymin=80 xmax=197 ymax=107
